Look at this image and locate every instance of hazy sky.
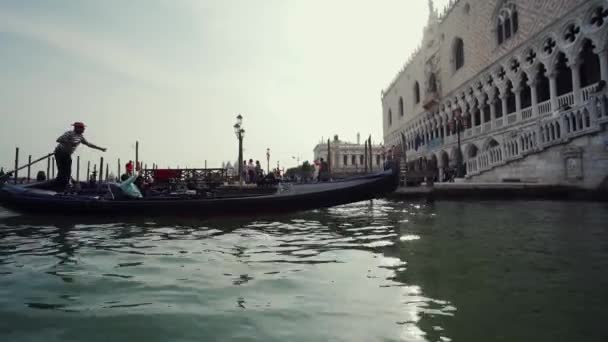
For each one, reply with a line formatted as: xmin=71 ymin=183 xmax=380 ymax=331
xmin=0 ymin=0 xmax=449 ymax=173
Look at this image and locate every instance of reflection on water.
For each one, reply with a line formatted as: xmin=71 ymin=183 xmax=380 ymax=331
xmin=1 ymin=200 xmax=607 ymax=342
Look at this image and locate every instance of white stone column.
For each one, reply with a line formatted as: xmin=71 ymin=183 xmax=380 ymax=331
xmin=549 ymin=72 xmax=558 ymax=112
xmin=570 ymin=59 xmax=582 ymax=106
xmin=489 ymin=100 xmax=496 ymax=127
xmin=598 ymin=49 xmax=608 ymax=83
xmin=529 ymin=78 xmax=538 ymax=117
xmin=514 ymin=88 xmax=522 ymax=121
xmin=501 ymin=94 xmax=508 ymax=119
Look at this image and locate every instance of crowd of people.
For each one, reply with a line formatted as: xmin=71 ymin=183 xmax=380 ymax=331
xmin=242 ymin=159 xmax=264 ymax=184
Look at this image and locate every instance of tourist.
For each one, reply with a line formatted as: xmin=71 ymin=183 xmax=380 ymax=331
xmin=242 ymin=161 xmax=248 ymax=183
xmin=55 ymin=122 xmax=106 ymax=190
xmin=313 ymin=160 xmax=320 ymax=182
xmin=36 ymin=171 xmax=46 ymax=182
xmin=255 ymin=160 xmax=263 ymax=180
xmin=126 ymin=160 xmax=134 ymax=176
xmin=119 ymin=172 xmax=143 ymax=199
xmin=319 ymin=158 xmax=329 ymax=182
xmin=0 ymin=167 xmax=4 ymax=178
xmin=248 ymin=159 xmax=255 ymax=184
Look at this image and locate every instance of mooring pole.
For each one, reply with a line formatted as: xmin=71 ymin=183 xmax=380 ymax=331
xmin=76 ymin=156 xmax=80 ymax=182
xmin=27 ymin=155 xmax=32 ymax=182
xmin=51 ymin=157 xmax=55 ymax=178
xmin=135 ymin=141 xmax=139 ymax=172
xmin=99 ymin=157 xmax=104 ymax=183
xmin=86 ymin=161 xmax=90 ymax=181
xmin=47 ymin=157 xmax=51 ymax=180
xmin=14 ymin=147 xmax=19 ymax=183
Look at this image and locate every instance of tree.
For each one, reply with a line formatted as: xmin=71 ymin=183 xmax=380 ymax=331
xmin=284 ymin=161 xmax=314 ymax=180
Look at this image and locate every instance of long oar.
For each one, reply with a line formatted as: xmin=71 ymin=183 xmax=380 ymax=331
xmin=0 ymin=152 xmax=55 ymax=183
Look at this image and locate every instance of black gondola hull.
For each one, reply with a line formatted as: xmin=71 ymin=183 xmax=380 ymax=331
xmin=0 ymin=169 xmax=398 ymax=216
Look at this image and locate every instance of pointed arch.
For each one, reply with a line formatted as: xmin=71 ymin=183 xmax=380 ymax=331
xmin=414 ymin=82 xmax=420 ymax=104
xmin=453 ymin=38 xmax=465 ymax=71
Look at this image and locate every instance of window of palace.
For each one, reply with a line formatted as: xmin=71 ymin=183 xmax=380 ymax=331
xmin=496 ymin=3 xmax=518 ymax=45
xmin=453 ymin=38 xmax=465 ymax=71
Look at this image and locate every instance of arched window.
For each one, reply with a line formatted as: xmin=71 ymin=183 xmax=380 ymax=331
xmin=497 ymin=20 xmax=504 ymax=45
xmin=399 ymin=97 xmax=404 ymax=117
xmin=388 ymin=109 xmax=392 ymax=126
xmin=496 ymin=3 xmax=518 ymax=45
xmin=414 ymin=82 xmax=420 ymax=104
xmin=454 ymin=38 xmax=465 ymax=71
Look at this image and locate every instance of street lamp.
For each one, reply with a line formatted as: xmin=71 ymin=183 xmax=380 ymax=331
xmin=266 ymin=148 xmax=270 ymax=175
xmin=450 ymin=109 xmax=466 ymax=178
xmin=234 ymin=114 xmax=245 ymax=186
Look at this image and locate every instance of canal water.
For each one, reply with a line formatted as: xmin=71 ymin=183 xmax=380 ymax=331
xmin=0 ymin=200 xmax=607 ymax=342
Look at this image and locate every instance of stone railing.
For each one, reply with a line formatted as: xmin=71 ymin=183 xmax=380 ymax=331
xmin=521 ymin=107 xmax=533 ymax=120
xmin=582 ymin=84 xmax=599 ymax=102
xmin=507 ymin=113 xmax=518 ymax=124
xmin=538 ymin=100 xmax=552 ymax=115
xmin=495 ymin=117 xmax=504 ymax=128
xmin=465 ymin=94 xmax=607 ymax=178
xmin=403 ymin=86 xmax=608 ymax=171
xmin=557 ymin=92 xmax=574 ymax=108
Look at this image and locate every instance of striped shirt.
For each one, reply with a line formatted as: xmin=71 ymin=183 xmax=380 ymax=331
xmin=56 ymin=131 xmax=89 ymax=154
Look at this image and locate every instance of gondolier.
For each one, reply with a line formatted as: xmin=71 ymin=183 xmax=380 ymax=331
xmin=55 ymin=122 xmax=106 ymax=189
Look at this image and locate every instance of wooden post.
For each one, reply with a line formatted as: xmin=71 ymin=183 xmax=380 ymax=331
xmin=327 ymin=139 xmax=331 ymax=177
xmin=51 ymin=157 xmax=55 ymax=178
xmin=117 ymin=158 xmax=121 ymax=179
xmin=205 ymin=160 xmax=207 ymax=169
xmin=14 ymin=147 xmax=19 ymax=183
xmin=27 ymin=155 xmax=32 ymax=182
xmin=105 ymin=163 xmax=109 ymax=181
xmin=368 ymin=137 xmax=372 ymax=171
xmin=47 ymin=157 xmax=51 ymax=180
xmin=99 ymin=157 xmax=104 ymax=183
xmin=76 ymin=156 xmax=80 ymax=182
xmin=135 ymin=141 xmax=139 ymax=171
xmin=364 ymin=142 xmax=368 ymax=173
xmin=86 ymin=161 xmax=90 ymax=181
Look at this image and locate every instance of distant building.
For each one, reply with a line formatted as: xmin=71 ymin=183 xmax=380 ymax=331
xmin=313 ymin=134 xmax=386 ymax=177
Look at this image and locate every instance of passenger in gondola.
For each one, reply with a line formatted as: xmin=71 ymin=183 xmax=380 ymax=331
xmin=36 ymin=171 xmax=46 ymax=182
xmin=125 ymin=160 xmax=134 ymax=176
xmin=248 ymin=159 xmax=255 ymax=184
xmin=118 ymin=172 xmax=143 ymax=199
xmin=255 ymin=160 xmax=263 ymax=180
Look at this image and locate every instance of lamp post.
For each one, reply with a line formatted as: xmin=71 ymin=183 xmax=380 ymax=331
xmin=451 ymin=109 xmax=466 ymax=178
xmin=266 ymin=148 xmax=270 ymax=175
xmin=234 ymin=114 xmax=245 ymax=186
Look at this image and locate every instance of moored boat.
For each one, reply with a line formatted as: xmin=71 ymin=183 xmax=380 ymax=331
xmin=0 ymin=168 xmax=399 ymax=216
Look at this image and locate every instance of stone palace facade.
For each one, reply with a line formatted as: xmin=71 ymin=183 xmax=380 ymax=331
xmin=382 ymin=0 xmax=608 ymax=189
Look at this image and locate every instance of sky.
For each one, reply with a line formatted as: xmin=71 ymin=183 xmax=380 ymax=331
xmin=0 ymin=0 xmax=450 ymax=174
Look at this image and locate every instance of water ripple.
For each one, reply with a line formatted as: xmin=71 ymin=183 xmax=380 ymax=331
xmin=0 ymin=199 xmax=463 ymax=341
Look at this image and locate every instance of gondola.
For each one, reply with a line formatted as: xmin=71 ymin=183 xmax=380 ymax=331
xmin=0 ymin=167 xmax=399 ymax=216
